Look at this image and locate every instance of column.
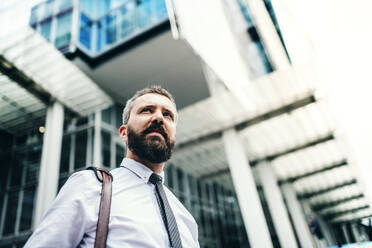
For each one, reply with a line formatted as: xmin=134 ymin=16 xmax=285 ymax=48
xmin=222 ymin=129 xmax=273 ymax=248
xmin=342 ymin=224 xmax=352 ymax=244
xmin=33 ymin=102 xmax=64 ymax=227
xmin=282 ymin=183 xmax=315 ymax=248
xmin=257 ymin=162 xmax=298 ymax=248
xmin=302 ymin=200 xmax=337 ymax=247
xmin=351 ymin=223 xmax=361 ymax=243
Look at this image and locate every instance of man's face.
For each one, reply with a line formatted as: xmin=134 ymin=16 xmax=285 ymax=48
xmin=121 ymin=93 xmax=177 ymax=163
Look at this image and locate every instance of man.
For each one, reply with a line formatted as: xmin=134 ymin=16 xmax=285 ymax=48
xmin=25 ymin=86 xmax=199 ymax=247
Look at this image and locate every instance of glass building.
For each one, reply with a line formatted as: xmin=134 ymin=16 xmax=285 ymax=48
xmin=1 ymin=0 xmax=372 ymax=247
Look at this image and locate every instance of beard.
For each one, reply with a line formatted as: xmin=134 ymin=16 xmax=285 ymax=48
xmin=127 ymin=122 xmax=175 ymax=163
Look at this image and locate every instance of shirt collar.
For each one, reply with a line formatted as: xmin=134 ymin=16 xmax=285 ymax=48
xmin=120 ymin=157 xmax=165 ymax=184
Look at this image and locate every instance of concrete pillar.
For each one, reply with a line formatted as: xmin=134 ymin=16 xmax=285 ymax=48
xmin=302 ymin=200 xmax=337 ymax=246
xmin=33 ymin=102 xmax=64 ymax=227
xmin=282 ymin=183 xmax=315 ymax=248
xmin=351 ymin=223 xmax=362 ymax=243
xmin=257 ymin=162 xmax=298 ymax=248
xmin=342 ymin=224 xmax=352 ymax=244
xmin=222 ymin=129 xmax=273 ymax=248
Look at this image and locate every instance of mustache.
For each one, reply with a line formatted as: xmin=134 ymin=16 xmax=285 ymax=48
xmin=142 ymin=122 xmax=168 ymax=140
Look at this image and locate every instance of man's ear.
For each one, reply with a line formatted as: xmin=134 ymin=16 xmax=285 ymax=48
xmin=119 ymin=125 xmax=128 ymax=142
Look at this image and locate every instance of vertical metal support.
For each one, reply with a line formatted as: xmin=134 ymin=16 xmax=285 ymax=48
xmin=351 ymin=223 xmax=361 ymax=243
xmin=282 ymin=183 xmax=315 ymax=248
xmin=14 ymin=164 xmax=27 ymax=235
xmin=33 ymin=102 xmax=64 ymax=228
xmin=257 ymin=162 xmax=298 ymax=248
xmin=222 ymin=129 xmax=273 ymax=248
xmin=341 ymin=224 xmax=352 ymax=244
xmin=93 ymin=110 xmax=102 ymax=166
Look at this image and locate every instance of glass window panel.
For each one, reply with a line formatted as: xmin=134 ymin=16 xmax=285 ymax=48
xmin=115 ymin=105 xmax=123 ymax=129
xmin=30 ymin=6 xmax=39 ymax=24
xmin=0 ymin=154 xmax=11 ymax=190
xmin=40 ymin=19 xmax=52 ymax=42
xmin=135 ymin=0 xmax=151 ymax=29
xmin=57 ymin=0 xmax=73 ymax=12
xmin=120 ymin=3 xmax=135 ymax=38
xmin=96 ymin=0 xmax=111 ymax=17
xmin=3 ymin=190 xmax=19 ymax=235
xmin=105 ymin=12 xmax=118 ymax=45
xmin=76 ymin=117 xmax=88 ymax=126
xmin=74 ymin=131 xmax=87 ymax=170
xmin=97 ymin=21 xmax=102 ymax=52
xmin=25 ymin=162 xmax=40 ymax=184
xmin=165 ymin=165 xmax=173 ymax=189
xmin=102 ymin=131 xmax=111 ymax=167
xmin=10 ymin=159 xmax=23 ymax=187
xmin=44 ymin=0 xmax=55 ymax=19
xmin=154 ymin=0 xmax=167 ymax=20
xmin=60 ymin=135 xmax=71 ymax=173
xmin=102 ymin=107 xmax=111 ymax=124
xmin=81 ymin=0 xmax=95 ymax=15
xmin=177 ymin=168 xmax=184 ymax=192
xmin=58 ymin=176 xmax=69 ymax=192
xmin=55 ymin=11 xmax=72 ymax=48
xmin=19 ymin=186 xmax=36 ymax=231
xmin=79 ymin=13 xmax=92 ymax=50
xmin=115 ymin=144 xmax=124 ymax=167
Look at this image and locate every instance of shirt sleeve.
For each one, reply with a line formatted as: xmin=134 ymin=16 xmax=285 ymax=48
xmin=24 ymin=171 xmax=99 ymax=248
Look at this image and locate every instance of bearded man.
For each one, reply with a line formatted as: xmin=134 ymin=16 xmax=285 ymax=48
xmin=25 ymin=86 xmax=200 ymax=248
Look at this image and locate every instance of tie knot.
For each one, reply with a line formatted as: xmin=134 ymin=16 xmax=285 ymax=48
xmin=149 ymin=173 xmax=163 ymax=184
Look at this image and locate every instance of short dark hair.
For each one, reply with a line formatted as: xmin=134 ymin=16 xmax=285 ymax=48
xmin=122 ymin=85 xmax=177 ymax=125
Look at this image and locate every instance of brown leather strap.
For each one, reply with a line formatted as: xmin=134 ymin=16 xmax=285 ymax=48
xmin=87 ymin=167 xmax=113 ymax=248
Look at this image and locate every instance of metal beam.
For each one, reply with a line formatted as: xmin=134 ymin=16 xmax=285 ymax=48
xmin=297 ymin=179 xmax=357 ymax=199
xmin=250 ymin=133 xmax=334 ymax=166
xmin=176 ymin=95 xmax=316 ymax=151
xmin=324 ymin=205 xmax=370 ymax=221
xmin=199 ymin=133 xmax=333 ymax=180
xmin=333 ymin=214 xmax=372 ymax=224
xmin=279 ymin=159 xmax=347 ymax=184
xmin=312 ymin=194 xmax=364 ymax=212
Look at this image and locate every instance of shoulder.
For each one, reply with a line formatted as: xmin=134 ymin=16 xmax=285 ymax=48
xmin=57 ymin=170 xmax=103 ymax=202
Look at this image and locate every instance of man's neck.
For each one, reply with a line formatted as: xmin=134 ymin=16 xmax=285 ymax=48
xmin=126 ymin=152 xmax=165 ymax=174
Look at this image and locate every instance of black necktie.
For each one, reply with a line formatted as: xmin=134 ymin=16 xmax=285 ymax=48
xmin=149 ymin=173 xmax=183 ymax=248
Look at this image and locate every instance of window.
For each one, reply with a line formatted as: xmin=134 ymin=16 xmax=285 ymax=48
xmin=135 ymin=0 xmax=151 ymax=29
xmin=120 ymin=3 xmax=135 ymax=38
xmin=60 ymin=135 xmax=71 ymax=173
xmin=55 ymin=11 xmax=72 ymax=48
xmin=3 ymin=191 xmax=19 ymax=235
xmin=115 ymin=144 xmax=124 ymax=167
xmin=40 ymin=20 xmax=52 ymax=41
xmin=79 ymin=13 xmax=93 ymax=50
xmin=74 ymin=131 xmax=87 ymax=169
xmin=105 ymin=13 xmax=118 ymax=45
xmin=102 ymin=131 xmax=111 ymax=168
xmin=19 ymin=186 xmax=36 ymax=231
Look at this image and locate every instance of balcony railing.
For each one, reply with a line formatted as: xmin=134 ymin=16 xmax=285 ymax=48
xmin=78 ymin=0 xmax=168 ymax=56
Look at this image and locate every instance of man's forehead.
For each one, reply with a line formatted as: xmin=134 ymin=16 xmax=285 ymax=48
xmin=132 ymin=93 xmax=176 ymax=111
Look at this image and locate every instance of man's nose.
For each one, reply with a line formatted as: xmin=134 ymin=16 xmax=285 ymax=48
xmin=151 ymin=110 xmax=164 ymax=124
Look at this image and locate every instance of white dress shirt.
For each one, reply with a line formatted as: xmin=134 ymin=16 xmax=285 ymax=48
xmin=24 ymin=158 xmax=200 ymax=248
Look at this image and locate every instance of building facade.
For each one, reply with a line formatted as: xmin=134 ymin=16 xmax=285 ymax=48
xmin=1 ymin=0 xmax=372 ymax=247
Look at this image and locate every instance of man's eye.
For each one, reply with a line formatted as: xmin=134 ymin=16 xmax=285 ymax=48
xmin=141 ymin=108 xmax=151 ymax=113
xmin=164 ymin=112 xmax=174 ymax=119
